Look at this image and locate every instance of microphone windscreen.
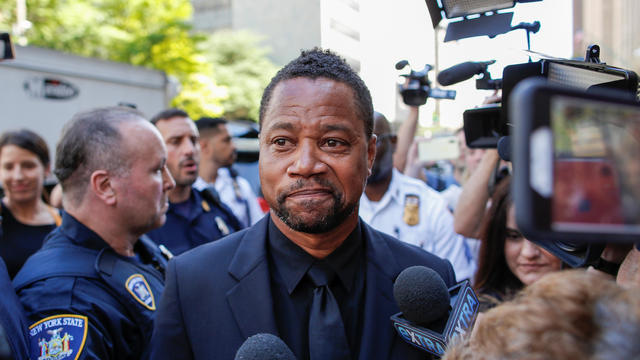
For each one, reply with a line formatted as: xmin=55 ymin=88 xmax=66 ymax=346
xmin=437 ymin=62 xmax=483 ymax=86
xmin=393 ymin=266 xmax=450 ymax=325
xmin=497 ymin=136 xmax=511 ymax=162
xmin=395 ymin=60 xmax=409 ymax=70
xmin=235 ymin=333 xmax=297 ymax=360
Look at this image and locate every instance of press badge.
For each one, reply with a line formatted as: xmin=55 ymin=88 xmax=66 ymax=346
xmin=403 ymin=194 xmax=420 ymax=226
xmin=29 ymin=314 xmax=88 ymax=360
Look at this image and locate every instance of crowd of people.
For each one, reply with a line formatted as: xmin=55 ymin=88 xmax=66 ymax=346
xmin=0 ymin=48 xmax=638 ymax=360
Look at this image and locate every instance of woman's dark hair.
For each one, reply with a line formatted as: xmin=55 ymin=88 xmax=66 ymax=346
xmin=473 ymin=176 xmax=523 ymax=295
xmin=0 ymin=129 xmax=50 ymax=168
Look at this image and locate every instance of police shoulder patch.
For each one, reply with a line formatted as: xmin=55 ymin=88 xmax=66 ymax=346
xmin=125 ymin=273 xmax=156 ymax=310
xmin=29 ymin=314 xmax=88 ymax=360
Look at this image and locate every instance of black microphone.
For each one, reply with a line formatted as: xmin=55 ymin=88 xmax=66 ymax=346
xmin=390 ymin=266 xmax=479 ymax=357
xmin=437 ymin=61 xmax=496 ymax=86
xmin=234 ymin=333 xmax=297 ymax=360
xmin=497 ymin=135 xmax=511 ymax=162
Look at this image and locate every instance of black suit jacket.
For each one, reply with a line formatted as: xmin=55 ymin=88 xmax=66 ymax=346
xmin=150 ymin=216 xmax=456 ymax=359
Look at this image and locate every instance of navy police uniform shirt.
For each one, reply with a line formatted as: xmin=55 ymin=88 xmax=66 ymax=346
xmin=146 ymin=187 xmax=242 ymax=255
xmin=0 ymin=257 xmax=30 ymax=360
xmin=13 ymin=212 xmax=167 ymax=360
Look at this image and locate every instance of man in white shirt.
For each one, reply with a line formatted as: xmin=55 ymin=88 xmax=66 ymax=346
xmin=359 ymin=112 xmax=476 ymax=281
xmin=194 ymin=117 xmax=265 ymax=227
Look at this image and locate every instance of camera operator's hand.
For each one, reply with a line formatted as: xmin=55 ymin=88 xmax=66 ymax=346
xmin=453 ymin=150 xmax=500 ymax=238
xmin=393 ymin=105 xmax=420 ymax=173
xmin=404 ymin=137 xmax=434 ymax=181
xmin=617 ymin=246 xmax=640 ymax=289
xmin=602 ymin=243 xmax=633 ymax=264
xmin=482 ymin=89 xmax=501 ymax=105
xmin=588 ymin=243 xmax=631 ymax=278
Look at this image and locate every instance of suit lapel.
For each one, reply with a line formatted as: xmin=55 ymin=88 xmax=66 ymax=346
xmin=226 ymin=216 xmax=279 ymax=339
xmin=358 ymin=223 xmax=404 ymax=360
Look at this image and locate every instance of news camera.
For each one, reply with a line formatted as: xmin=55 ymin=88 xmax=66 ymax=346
xmin=511 ymin=78 xmax=640 ymax=264
xmin=447 ymin=45 xmax=639 ymax=268
xmin=455 ymin=45 xmax=639 ymax=153
xmin=506 ymin=57 xmax=639 ymax=268
xmin=395 ymin=60 xmax=456 ymax=106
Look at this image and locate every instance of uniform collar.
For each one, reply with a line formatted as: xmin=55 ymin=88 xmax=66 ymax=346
xmin=362 ymin=168 xmax=403 ymax=210
xmin=59 ymin=212 xmax=112 ymax=251
xmin=167 ymin=187 xmax=204 ymax=221
xmin=386 ymin=168 xmax=404 ymax=202
xmin=217 ymin=167 xmax=232 ymax=180
xmin=192 ymin=176 xmax=209 ymax=191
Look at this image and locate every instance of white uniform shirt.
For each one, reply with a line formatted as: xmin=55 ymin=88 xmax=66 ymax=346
xmin=193 ymin=168 xmax=266 ymax=227
xmin=359 ymin=169 xmax=476 ymax=281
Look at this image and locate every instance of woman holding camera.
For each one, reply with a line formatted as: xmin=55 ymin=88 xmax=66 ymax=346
xmin=473 ymin=176 xmax=563 ymax=311
xmin=0 ymin=129 xmax=61 ymax=278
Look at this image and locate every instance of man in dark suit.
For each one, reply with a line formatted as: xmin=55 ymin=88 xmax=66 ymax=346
xmin=150 ymin=48 xmax=456 ymax=360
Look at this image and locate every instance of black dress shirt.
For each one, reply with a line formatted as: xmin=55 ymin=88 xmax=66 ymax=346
xmin=267 ymin=217 xmax=366 ymax=360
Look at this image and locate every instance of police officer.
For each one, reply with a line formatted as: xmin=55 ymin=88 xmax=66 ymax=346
xmin=146 ymin=109 xmax=241 ymax=256
xmin=193 ymin=117 xmax=266 ymax=227
xmin=359 ymin=112 xmax=476 ymax=281
xmin=0 ymin=257 xmax=29 ymax=360
xmin=13 ymin=107 xmax=175 ymax=360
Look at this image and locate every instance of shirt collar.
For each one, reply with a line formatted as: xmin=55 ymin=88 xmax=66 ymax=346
xmin=167 ymin=187 xmax=202 ymax=221
xmin=386 ymin=168 xmax=403 ymax=202
xmin=268 ymin=217 xmax=363 ymax=294
xmin=361 ymin=168 xmax=402 ymax=210
xmin=59 ymin=212 xmax=112 ymax=251
xmin=193 ymin=177 xmax=209 ymax=191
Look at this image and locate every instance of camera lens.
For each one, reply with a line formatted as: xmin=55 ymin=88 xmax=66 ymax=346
xmin=554 ymin=240 xmax=586 ymax=253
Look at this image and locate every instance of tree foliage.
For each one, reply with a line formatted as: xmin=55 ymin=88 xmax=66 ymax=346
xmin=203 ymin=30 xmax=278 ymax=121
xmin=0 ymin=0 xmax=226 ymax=118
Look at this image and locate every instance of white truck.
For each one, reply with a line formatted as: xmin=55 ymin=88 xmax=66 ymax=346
xmin=0 ymin=45 xmax=173 ymax=162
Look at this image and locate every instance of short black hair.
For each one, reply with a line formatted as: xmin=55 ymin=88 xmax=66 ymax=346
xmin=196 ymin=117 xmax=228 ymax=137
xmin=55 ymin=106 xmax=146 ymax=205
xmin=0 ymin=129 xmax=50 ymax=168
xmin=259 ymin=48 xmax=373 ymax=138
xmin=150 ymin=108 xmax=189 ymax=125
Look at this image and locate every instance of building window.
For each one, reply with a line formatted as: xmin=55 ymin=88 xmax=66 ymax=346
xmin=330 ymin=18 xmax=360 ymax=41
xmin=337 ymin=0 xmax=360 ymax=11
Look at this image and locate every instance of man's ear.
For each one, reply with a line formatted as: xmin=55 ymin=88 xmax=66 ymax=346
xmin=367 ymin=134 xmax=377 ymax=177
xmin=199 ymin=137 xmax=210 ymax=154
xmin=90 ymin=170 xmax=116 ymax=206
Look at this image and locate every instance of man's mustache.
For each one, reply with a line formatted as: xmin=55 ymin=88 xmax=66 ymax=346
xmin=277 ymin=178 xmax=339 ymax=204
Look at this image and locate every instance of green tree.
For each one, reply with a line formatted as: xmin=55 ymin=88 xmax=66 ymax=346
xmin=0 ymin=0 xmax=226 ymax=118
xmin=203 ymin=30 xmax=278 ymax=121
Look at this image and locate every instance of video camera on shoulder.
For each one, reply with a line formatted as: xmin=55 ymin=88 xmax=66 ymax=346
xmin=462 ymin=45 xmax=639 ymax=151
xmin=396 ymin=60 xmax=456 ymax=106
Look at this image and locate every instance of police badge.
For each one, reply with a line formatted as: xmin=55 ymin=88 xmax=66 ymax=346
xmin=29 ymin=314 xmax=88 ymax=360
xmin=403 ymin=194 xmax=420 ymax=226
xmin=125 ymin=274 xmax=156 ymax=311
